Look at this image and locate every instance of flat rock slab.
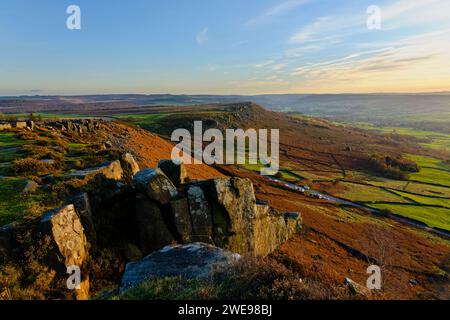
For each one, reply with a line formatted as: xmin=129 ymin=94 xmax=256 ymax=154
xmin=120 ymin=243 xmax=241 ymax=291
xmin=67 ymin=160 xmax=123 ymax=181
xmin=133 ymin=168 xmax=177 ymax=204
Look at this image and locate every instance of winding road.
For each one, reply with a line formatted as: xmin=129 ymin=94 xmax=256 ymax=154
xmin=264 ymin=175 xmax=450 ymax=239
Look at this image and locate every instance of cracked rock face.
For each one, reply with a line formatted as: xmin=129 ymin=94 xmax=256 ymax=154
xmin=68 ymin=193 xmax=97 ymax=248
xmin=133 ymin=168 xmax=178 ymax=205
xmin=40 ymin=204 xmax=88 ymax=268
xmin=40 ymin=205 xmax=90 ymax=300
xmin=187 ymin=186 xmax=214 ymax=244
xmin=135 ymin=194 xmax=174 ymax=255
xmin=120 ymin=243 xmax=241 ymax=291
xmin=121 ymin=153 xmax=140 ymax=179
xmin=207 ymin=178 xmax=257 ymax=253
xmin=170 ymin=198 xmax=193 ymax=243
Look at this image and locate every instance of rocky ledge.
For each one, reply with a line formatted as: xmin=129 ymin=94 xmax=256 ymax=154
xmin=0 ymin=156 xmax=302 ymax=299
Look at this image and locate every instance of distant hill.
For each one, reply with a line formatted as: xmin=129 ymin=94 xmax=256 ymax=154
xmin=1 ymin=93 xmax=449 ymax=127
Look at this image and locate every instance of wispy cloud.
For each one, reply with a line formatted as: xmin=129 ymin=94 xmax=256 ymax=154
xmin=196 ymin=27 xmax=209 ymax=45
xmin=206 ymin=64 xmax=218 ymax=72
xmin=289 ymin=0 xmax=450 ymax=46
xmin=246 ymin=0 xmax=310 ymax=26
xmin=290 ymin=14 xmax=363 ymax=44
xmin=287 ymin=28 xmax=450 ymax=91
xmin=238 ymin=0 xmax=450 ymax=93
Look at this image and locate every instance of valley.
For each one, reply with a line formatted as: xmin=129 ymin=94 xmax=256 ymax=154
xmin=1 ymin=99 xmax=449 ymax=300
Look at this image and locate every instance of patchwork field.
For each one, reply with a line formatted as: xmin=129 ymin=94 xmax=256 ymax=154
xmin=351 ymin=122 xmax=450 ymax=153
xmin=111 ymin=105 xmax=450 ymax=232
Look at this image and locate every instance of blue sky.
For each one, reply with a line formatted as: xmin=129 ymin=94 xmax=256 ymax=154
xmin=1 ymin=0 xmax=450 ymax=95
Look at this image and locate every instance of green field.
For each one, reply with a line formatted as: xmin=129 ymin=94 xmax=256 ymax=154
xmin=333 ymin=181 xmax=408 ymax=203
xmin=357 ymin=154 xmax=450 ymax=230
xmin=369 ymin=203 xmax=450 ymax=231
xmin=4 ymin=113 xmax=89 ymax=120
xmin=405 ymin=154 xmax=450 ymax=187
xmin=114 ymin=113 xmax=168 ymax=127
xmin=351 ymin=122 xmax=450 ymax=152
xmin=390 ymin=190 xmax=450 ymax=207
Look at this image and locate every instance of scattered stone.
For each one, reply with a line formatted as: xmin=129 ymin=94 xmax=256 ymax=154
xmin=39 ymin=159 xmax=56 ymax=165
xmin=120 ymin=243 xmax=241 ymax=291
xmin=135 ymin=194 xmax=174 ymax=254
xmin=22 ymin=179 xmax=39 ymax=195
xmin=170 ymin=198 xmax=193 ymax=243
xmin=187 ymin=185 xmax=214 ymax=244
xmin=14 ymin=121 xmax=27 ymax=129
xmin=121 ymin=153 xmax=140 ymax=178
xmin=0 ymin=123 xmax=12 ymax=131
xmin=158 ymin=159 xmax=188 ymax=186
xmin=409 ymin=279 xmax=419 ymax=287
xmin=104 ymin=141 xmax=113 ymax=149
xmin=67 ymin=160 xmax=123 ymax=181
xmin=133 ymin=168 xmax=178 ymax=205
xmin=344 ymin=277 xmax=370 ymax=297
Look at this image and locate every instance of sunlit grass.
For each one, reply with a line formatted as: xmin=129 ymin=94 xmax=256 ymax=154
xmin=369 ymin=203 xmax=450 ymax=231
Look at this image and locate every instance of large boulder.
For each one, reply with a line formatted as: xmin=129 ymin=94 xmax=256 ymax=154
xmin=253 ymin=206 xmax=302 ymax=257
xmin=14 ymin=121 xmax=27 ymax=129
xmin=120 ymin=243 xmax=241 ymax=291
xmin=68 ymin=193 xmax=97 ymax=247
xmin=67 ymin=160 xmax=123 ymax=181
xmin=187 ymin=186 xmax=214 ymax=244
xmin=170 ymin=198 xmax=193 ymax=243
xmin=40 ymin=205 xmax=88 ymax=268
xmin=135 ymin=194 xmax=174 ymax=254
xmin=158 ymin=159 xmax=187 ymax=186
xmin=121 ymin=153 xmax=140 ymax=181
xmin=184 ymin=178 xmax=302 ymax=256
xmin=40 ymin=205 xmax=89 ymax=300
xmin=207 ymin=178 xmax=257 ymax=253
xmin=133 ymin=169 xmax=178 ymax=205
xmin=22 ymin=179 xmax=39 ymax=195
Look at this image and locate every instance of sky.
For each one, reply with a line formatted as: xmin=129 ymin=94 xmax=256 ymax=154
xmin=1 ymin=0 xmax=450 ymax=95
